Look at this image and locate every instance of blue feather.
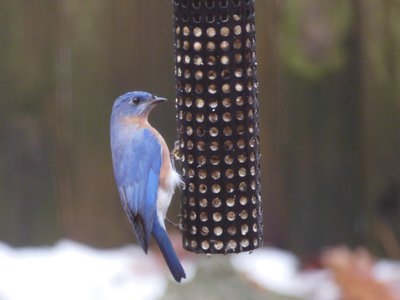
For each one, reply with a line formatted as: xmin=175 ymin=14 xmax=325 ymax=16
xmin=152 ymin=218 xmax=186 ymax=282
xmin=111 ymin=128 xmax=161 ymax=252
xmin=110 ymin=91 xmax=185 ymax=282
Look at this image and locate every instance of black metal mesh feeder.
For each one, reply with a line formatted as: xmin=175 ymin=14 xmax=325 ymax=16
xmin=173 ymin=0 xmax=263 ymax=254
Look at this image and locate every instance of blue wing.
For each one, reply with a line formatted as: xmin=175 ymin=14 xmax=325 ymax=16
xmin=112 ymin=128 xmax=161 ymax=252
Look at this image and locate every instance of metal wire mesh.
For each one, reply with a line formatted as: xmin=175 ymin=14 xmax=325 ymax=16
xmin=173 ymin=0 xmax=263 ymax=253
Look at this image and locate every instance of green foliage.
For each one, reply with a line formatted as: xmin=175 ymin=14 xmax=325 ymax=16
xmin=280 ymin=0 xmax=352 ymax=80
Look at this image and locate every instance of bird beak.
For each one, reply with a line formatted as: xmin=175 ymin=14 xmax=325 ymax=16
xmin=151 ymin=96 xmax=167 ymax=104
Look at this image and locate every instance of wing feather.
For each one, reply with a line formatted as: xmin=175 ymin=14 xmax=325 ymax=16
xmin=112 ymin=128 xmax=161 ymax=252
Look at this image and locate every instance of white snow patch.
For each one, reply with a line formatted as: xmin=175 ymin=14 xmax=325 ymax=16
xmin=0 ymin=240 xmax=193 ymax=300
xmin=231 ymin=248 xmax=340 ymax=300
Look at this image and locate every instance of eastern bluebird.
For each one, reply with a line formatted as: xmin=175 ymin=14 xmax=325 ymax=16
xmin=110 ymin=91 xmax=186 ymax=282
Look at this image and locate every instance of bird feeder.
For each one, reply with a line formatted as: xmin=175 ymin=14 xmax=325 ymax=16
xmin=173 ymin=0 xmax=263 ymax=253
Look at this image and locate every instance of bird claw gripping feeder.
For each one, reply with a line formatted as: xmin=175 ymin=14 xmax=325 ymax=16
xmin=173 ymin=0 xmax=263 ymax=254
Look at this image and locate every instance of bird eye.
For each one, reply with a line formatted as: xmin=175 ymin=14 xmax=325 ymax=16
xmin=129 ymin=97 xmax=140 ymax=105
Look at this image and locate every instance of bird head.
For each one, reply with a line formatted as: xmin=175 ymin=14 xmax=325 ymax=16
xmin=112 ymin=91 xmax=167 ymax=119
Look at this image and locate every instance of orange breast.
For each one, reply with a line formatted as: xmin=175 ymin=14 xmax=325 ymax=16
xmin=148 ymin=127 xmax=172 ymax=191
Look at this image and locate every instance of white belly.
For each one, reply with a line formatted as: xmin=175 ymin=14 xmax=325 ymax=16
xmin=156 ymin=168 xmax=182 ymax=228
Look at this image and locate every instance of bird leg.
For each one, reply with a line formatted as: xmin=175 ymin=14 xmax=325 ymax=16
xmin=165 ymin=217 xmax=184 ymax=232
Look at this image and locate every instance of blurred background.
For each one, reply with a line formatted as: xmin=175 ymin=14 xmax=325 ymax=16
xmin=0 ymin=0 xmax=400 ymax=287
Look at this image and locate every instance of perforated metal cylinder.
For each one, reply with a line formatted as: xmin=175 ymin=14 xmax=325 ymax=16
xmin=173 ymin=0 xmax=262 ymax=253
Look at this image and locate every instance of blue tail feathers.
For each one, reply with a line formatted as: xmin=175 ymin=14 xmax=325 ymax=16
xmin=152 ymin=219 xmax=186 ymax=282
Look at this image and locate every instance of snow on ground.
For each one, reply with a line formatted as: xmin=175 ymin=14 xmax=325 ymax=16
xmin=231 ymin=248 xmax=400 ymax=300
xmin=2 ymin=241 xmax=400 ymax=300
xmin=0 ymin=240 xmax=195 ymax=300
xmin=231 ymin=248 xmax=340 ymax=300
xmin=373 ymin=259 xmax=400 ymax=296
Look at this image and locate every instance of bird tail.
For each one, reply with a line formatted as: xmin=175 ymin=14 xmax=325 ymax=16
xmin=152 ymin=219 xmax=186 ymax=282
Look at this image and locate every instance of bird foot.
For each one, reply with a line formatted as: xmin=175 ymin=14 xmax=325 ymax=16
xmin=165 ymin=218 xmax=184 ymax=232
xmin=171 ymin=141 xmax=183 ymax=161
